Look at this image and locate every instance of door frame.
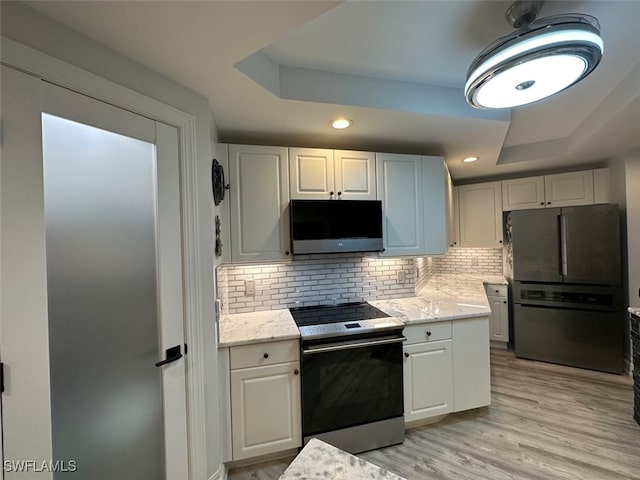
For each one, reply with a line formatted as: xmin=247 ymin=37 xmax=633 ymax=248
xmin=1 ymin=37 xmax=209 ymax=479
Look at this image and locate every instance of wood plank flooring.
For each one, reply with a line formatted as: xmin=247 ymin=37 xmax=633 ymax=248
xmin=228 ymin=349 xmax=640 ymax=480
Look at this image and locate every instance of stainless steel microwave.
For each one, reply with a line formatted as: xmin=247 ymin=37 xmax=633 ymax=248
xmin=289 ymin=199 xmax=384 ymax=255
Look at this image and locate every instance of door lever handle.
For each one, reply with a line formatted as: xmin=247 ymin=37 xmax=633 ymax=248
xmin=155 ymin=345 xmax=182 ymax=367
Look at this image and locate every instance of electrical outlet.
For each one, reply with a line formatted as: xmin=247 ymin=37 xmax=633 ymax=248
xmin=397 ymin=270 xmax=405 ymax=284
xmin=245 ymin=279 xmax=255 ymax=296
xmin=471 ymin=257 xmax=479 ymax=266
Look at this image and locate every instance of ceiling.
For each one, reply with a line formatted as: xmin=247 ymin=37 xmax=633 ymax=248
xmin=20 ymin=0 xmax=640 ymax=180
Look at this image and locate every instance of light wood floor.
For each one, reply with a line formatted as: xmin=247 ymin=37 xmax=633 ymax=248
xmin=228 ymin=349 xmax=640 ymax=480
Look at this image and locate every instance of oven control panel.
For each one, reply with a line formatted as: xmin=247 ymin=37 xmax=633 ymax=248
xmin=298 ymin=317 xmax=404 ymax=340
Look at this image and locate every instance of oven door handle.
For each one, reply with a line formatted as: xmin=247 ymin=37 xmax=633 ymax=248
xmin=302 ymin=336 xmax=407 ymax=355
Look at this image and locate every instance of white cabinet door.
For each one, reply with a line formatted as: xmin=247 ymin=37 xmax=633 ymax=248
xmin=230 ymin=362 xmax=301 ymax=460
xmin=228 ymin=145 xmax=290 ymax=262
xmin=289 ymin=147 xmax=334 ymax=199
xmin=544 ymin=170 xmax=594 ymax=207
xmin=452 ymin=317 xmax=491 ymax=412
xmin=445 ymin=166 xmax=458 ymax=247
xmin=502 ymin=176 xmax=545 ymax=211
xmin=422 ymin=156 xmax=448 ymax=255
xmin=458 ymin=181 xmax=503 ymax=247
xmin=487 ymin=296 xmax=509 ymax=344
xmin=334 ymin=150 xmax=376 ymax=200
xmin=593 ymin=168 xmax=611 ymax=204
xmin=403 ymin=340 xmax=453 ymax=423
xmin=376 ymin=153 xmax=424 ymax=256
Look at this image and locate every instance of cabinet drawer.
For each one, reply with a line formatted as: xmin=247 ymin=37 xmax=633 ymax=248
xmin=485 ymin=284 xmax=508 ymax=297
xmin=230 ymin=339 xmax=299 ymax=370
xmin=404 ymin=321 xmax=451 ymax=345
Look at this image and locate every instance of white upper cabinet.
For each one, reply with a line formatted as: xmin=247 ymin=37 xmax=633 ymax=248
xmin=228 ymin=144 xmax=291 ymax=263
xmin=334 ymin=150 xmax=377 ymax=200
xmin=445 ymin=165 xmax=459 ymax=247
xmin=377 ymin=153 xmax=424 ymax=256
xmin=422 ymin=156 xmax=448 ymax=255
xmin=289 ymin=148 xmax=376 ymax=200
xmin=593 ymin=168 xmax=611 ymax=204
xmin=544 ymin=170 xmax=594 ymax=207
xmin=376 ymin=153 xmax=448 ymax=256
xmin=458 ymin=181 xmax=503 ymax=248
xmin=502 ymin=176 xmax=546 ymax=211
xmin=289 ymin=148 xmax=335 ymax=200
xmin=501 ymin=169 xmax=608 ymax=211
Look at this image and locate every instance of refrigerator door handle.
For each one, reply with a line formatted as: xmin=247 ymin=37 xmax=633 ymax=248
xmin=560 ymin=214 xmax=568 ymax=276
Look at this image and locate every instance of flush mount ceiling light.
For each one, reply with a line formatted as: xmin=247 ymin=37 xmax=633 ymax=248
xmin=330 ymin=118 xmax=352 ymax=129
xmin=465 ymin=0 xmax=603 ymax=109
xmin=462 ymin=156 xmax=480 ymax=163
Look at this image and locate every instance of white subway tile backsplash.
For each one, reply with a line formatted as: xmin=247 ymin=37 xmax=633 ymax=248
xmin=217 ymin=254 xmax=416 ymax=314
xmin=432 ymin=247 xmax=502 ymax=275
xmin=216 ymin=247 xmax=504 ymax=314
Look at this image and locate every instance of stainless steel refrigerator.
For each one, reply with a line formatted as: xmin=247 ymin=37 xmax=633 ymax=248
xmin=509 ymin=204 xmax=624 ymax=373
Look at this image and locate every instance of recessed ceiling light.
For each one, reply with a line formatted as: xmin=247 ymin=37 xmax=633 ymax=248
xmin=330 ymin=118 xmax=352 ymax=129
xmin=465 ymin=1 xmax=603 ymax=109
xmin=463 ymin=156 xmax=480 ymax=163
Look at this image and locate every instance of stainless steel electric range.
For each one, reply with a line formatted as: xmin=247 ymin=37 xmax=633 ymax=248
xmin=289 ymin=302 xmax=406 ymax=454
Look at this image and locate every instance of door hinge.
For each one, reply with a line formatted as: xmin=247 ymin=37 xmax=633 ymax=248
xmin=1 ymin=362 xmax=4 ymax=393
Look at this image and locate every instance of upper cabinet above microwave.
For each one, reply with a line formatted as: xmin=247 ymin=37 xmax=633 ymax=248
xmin=220 ymin=144 xmax=450 ymax=264
xmin=289 ymin=148 xmax=376 ymax=201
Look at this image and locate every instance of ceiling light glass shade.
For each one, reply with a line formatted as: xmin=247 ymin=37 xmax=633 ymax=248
xmin=330 ymin=118 xmax=352 ymax=129
xmin=462 ymin=156 xmax=479 ymax=163
xmin=465 ymin=14 xmax=603 ymax=109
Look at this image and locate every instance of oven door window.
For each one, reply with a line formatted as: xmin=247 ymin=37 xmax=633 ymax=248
xmin=301 ymin=342 xmax=403 ymax=436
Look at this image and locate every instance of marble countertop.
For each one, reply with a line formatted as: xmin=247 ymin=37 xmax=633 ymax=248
xmin=218 ymin=309 xmax=299 ymax=348
xmin=370 ymin=273 xmax=503 ymax=325
xmin=278 ymin=438 xmax=406 ymax=480
xmin=218 ymin=273 xmax=506 ymax=347
xmin=629 ymin=307 xmax=640 ymax=318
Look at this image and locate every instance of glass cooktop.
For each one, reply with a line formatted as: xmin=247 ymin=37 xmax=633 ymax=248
xmin=289 ymin=302 xmax=390 ymax=327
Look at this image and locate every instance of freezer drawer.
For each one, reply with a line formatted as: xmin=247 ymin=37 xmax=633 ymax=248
xmin=513 ymin=304 xmax=624 ymax=374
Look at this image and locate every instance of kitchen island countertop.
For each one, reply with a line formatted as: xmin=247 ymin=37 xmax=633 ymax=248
xmin=278 ymin=438 xmax=406 ymax=480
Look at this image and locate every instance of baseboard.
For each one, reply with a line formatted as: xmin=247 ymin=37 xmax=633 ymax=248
xmin=490 ymin=340 xmax=508 ymax=350
xmin=223 ymin=448 xmax=298 ymax=470
xmin=404 ymin=413 xmax=449 ymax=430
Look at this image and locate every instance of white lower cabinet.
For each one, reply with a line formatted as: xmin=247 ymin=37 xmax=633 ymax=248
xmin=487 ymin=296 xmax=509 ymax=346
xmin=485 ymin=284 xmax=509 ymax=347
xmin=402 ymin=317 xmax=491 ymax=425
xmin=452 ymin=316 xmax=491 ymax=412
xmin=229 ymin=341 xmax=301 ymax=461
xmin=403 ymin=339 xmax=453 ymax=423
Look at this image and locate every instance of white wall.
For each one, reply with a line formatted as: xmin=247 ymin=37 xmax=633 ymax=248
xmin=608 ymin=149 xmax=640 ymax=370
xmin=625 ymin=151 xmax=640 ymax=308
xmin=1 ymin=2 xmax=222 ymax=478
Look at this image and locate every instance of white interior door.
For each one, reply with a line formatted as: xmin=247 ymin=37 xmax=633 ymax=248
xmin=0 ymin=67 xmax=188 ymax=479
